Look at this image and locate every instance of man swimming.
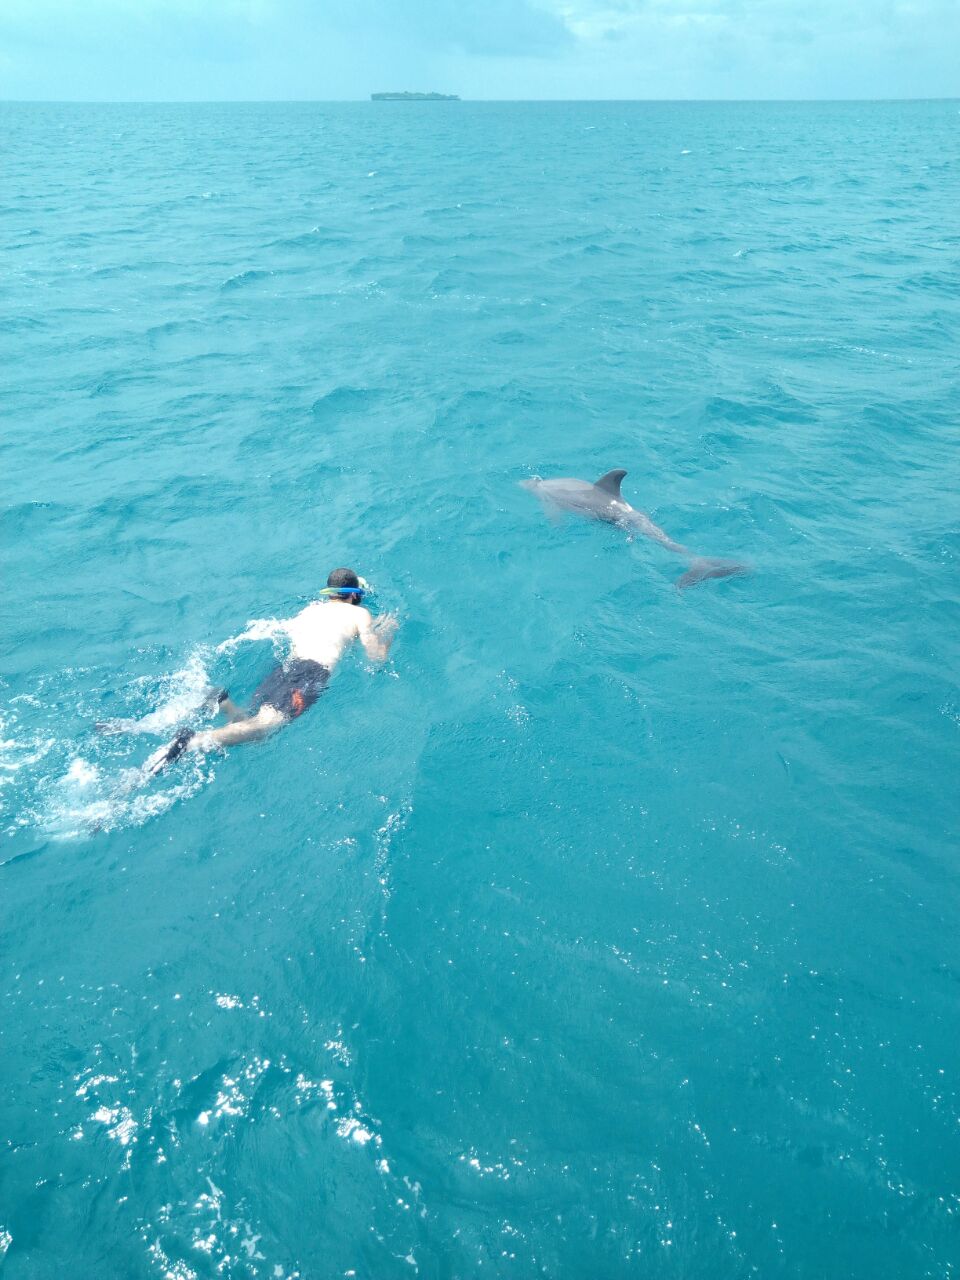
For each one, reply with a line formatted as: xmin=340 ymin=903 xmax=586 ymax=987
xmin=145 ymin=568 xmax=397 ymax=775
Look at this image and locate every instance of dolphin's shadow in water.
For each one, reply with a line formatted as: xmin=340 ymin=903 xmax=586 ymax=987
xmin=521 ymin=469 xmax=749 ymax=590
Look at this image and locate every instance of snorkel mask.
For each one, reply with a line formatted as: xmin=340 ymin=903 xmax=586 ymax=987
xmin=319 ymin=576 xmax=371 ymax=601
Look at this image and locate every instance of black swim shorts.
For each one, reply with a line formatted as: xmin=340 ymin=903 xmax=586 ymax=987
xmin=250 ymin=659 xmax=330 ymax=720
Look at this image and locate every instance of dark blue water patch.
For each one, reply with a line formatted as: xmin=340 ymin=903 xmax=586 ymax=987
xmin=88 ymin=369 xmax=161 ymax=398
xmin=0 ymin=313 xmax=50 ymax=334
xmin=0 ymin=501 xmax=72 ymax=538
xmin=428 ymin=265 xmax=508 ymax=295
xmin=218 ymin=267 xmax=276 ymax=291
xmin=267 ymin=226 xmax=353 ymax=251
xmin=143 ymin=318 xmax=209 ymax=347
xmin=490 ymin=328 xmax=532 ymax=346
xmin=309 ymin=385 xmax=390 ymax=423
xmin=902 ymin=269 xmax=960 ymax=297
xmin=400 ymin=229 xmax=494 ymax=251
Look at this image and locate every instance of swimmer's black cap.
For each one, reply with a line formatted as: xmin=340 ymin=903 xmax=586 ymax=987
xmin=327 ymin=567 xmax=361 ymax=590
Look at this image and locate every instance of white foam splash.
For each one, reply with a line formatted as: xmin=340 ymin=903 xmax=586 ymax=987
xmin=1 ymin=650 xmax=227 ymax=842
xmin=215 ymin=618 xmax=284 ymax=656
xmin=0 ymin=709 xmax=55 ymax=792
xmin=44 ymin=756 xmax=212 ymax=838
xmin=97 ymin=648 xmax=215 ymax=737
xmin=65 ymin=757 xmax=99 ymax=787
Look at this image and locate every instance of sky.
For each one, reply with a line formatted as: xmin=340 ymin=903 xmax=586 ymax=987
xmin=1 ymin=0 xmax=958 ymax=101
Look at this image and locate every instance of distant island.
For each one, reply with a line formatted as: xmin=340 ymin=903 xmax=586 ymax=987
xmin=371 ymin=92 xmax=460 ymax=101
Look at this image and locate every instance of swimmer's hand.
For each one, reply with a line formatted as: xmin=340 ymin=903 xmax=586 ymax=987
xmin=373 ymin=612 xmax=399 ymax=638
xmin=361 ymin=611 xmax=398 ymax=662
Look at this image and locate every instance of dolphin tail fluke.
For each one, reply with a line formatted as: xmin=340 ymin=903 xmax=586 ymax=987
xmin=676 ymin=558 xmax=750 ymax=590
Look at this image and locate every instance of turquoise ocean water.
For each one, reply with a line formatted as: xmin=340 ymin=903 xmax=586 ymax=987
xmin=1 ymin=101 xmax=958 ymax=1278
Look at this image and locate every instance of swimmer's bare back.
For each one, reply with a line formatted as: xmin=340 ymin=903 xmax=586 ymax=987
xmin=280 ymin=599 xmax=395 ymax=669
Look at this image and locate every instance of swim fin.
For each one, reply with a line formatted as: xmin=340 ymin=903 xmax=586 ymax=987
xmin=94 ymin=719 xmax=126 ymax=735
xmin=203 ymin=686 xmax=230 ymax=712
xmin=144 ymin=727 xmax=194 ymax=778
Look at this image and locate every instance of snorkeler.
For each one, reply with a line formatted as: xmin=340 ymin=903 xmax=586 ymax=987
xmin=144 ymin=568 xmax=398 ymax=776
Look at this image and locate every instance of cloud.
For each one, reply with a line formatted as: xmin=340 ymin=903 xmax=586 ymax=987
xmin=516 ymin=0 xmax=960 ymax=97
xmin=0 ymin=0 xmax=571 ymax=59
xmin=0 ymin=0 xmax=957 ymax=98
xmin=542 ymin=0 xmax=960 ymax=50
xmin=0 ymin=0 xmax=573 ymax=98
xmin=335 ymin=0 xmax=574 ymax=56
xmin=0 ymin=0 xmax=267 ymax=60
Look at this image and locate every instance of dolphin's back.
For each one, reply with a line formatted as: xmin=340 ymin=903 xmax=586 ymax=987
xmin=537 ymin=476 xmax=623 ymax=520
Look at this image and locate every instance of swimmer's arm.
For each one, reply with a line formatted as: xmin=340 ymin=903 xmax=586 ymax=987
xmin=358 ymin=610 xmax=398 ymax=663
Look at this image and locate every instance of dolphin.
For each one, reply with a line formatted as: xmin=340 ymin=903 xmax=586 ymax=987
xmin=521 ymin=469 xmax=748 ymax=590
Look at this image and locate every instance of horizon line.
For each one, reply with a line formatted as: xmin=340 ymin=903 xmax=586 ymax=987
xmin=2 ymin=95 xmax=958 ymax=105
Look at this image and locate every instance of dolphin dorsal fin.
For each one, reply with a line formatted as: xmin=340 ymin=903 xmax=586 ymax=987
xmin=594 ymin=469 xmax=627 ymax=498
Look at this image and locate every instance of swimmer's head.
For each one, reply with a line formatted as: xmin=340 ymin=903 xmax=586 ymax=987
xmin=323 ymin=567 xmax=366 ymax=605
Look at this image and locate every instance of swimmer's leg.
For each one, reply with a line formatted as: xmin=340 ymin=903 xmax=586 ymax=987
xmin=192 ymin=705 xmax=285 ymax=750
xmin=216 ymin=695 xmax=248 ymax=723
xmin=104 ymin=686 xmax=233 ymax=737
xmin=202 ymin=687 xmax=247 ymax=721
xmin=145 ymin=706 xmax=284 ymax=776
